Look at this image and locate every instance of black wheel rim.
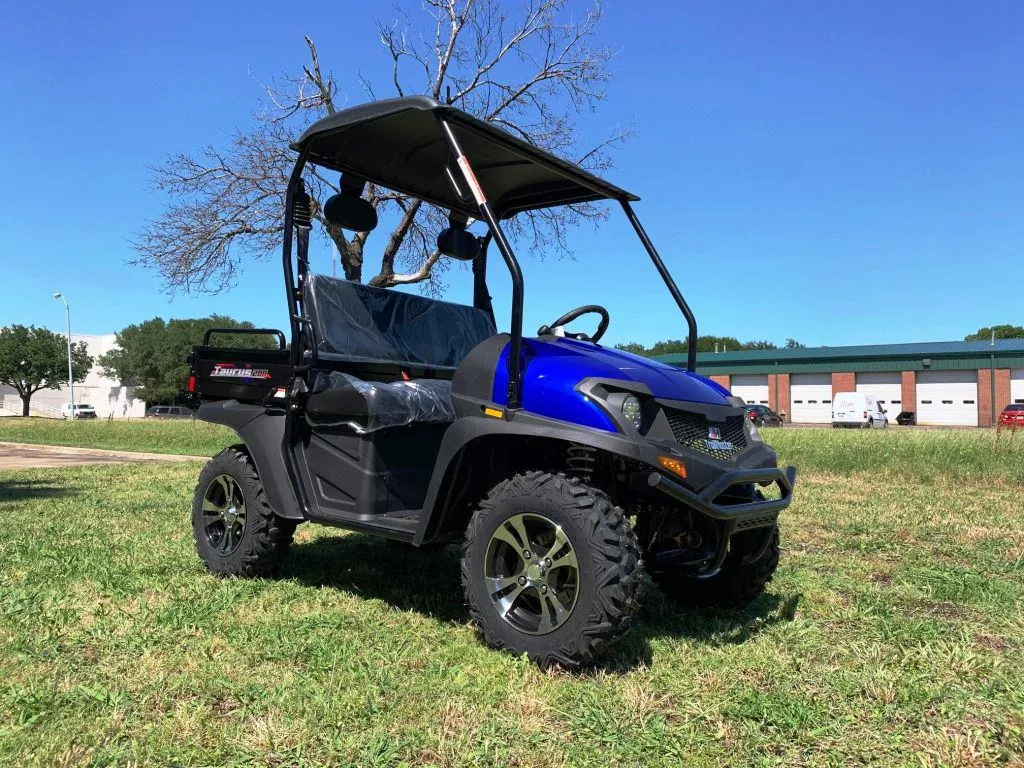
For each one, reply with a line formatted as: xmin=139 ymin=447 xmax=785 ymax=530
xmin=483 ymin=512 xmax=580 ymax=636
xmin=202 ymin=474 xmax=246 ymax=556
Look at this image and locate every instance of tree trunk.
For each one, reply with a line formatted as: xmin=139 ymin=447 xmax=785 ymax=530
xmin=21 ymin=394 xmax=30 ymax=417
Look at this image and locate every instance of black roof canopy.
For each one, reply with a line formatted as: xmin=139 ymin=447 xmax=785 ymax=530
xmin=292 ymin=96 xmax=637 ymax=218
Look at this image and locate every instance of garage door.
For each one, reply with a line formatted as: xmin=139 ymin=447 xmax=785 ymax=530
xmin=1012 ymin=369 xmax=1024 ymax=404
xmin=731 ymin=374 xmax=769 ymax=405
xmin=790 ymin=373 xmax=832 ymax=423
xmin=916 ymin=370 xmax=978 ymax=426
xmin=856 ymin=372 xmax=903 ymax=422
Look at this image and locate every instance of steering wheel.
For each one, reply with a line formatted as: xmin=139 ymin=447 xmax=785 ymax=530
xmin=537 ymin=305 xmax=610 ymax=343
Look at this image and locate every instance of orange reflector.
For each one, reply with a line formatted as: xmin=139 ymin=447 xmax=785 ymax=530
xmin=657 ymin=455 xmax=687 ymax=479
xmin=483 ymin=407 xmax=504 ymax=419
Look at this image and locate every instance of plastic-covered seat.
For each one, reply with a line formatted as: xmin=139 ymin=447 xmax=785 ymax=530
xmin=303 ymin=274 xmax=496 ymax=372
xmin=306 ymin=371 xmax=454 ymax=433
xmin=301 ymin=276 xmax=495 ymax=430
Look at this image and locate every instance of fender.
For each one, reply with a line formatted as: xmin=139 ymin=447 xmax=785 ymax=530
xmin=413 ymin=408 xmax=783 ymax=545
xmin=413 ymin=411 xmax=654 ymax=545
xmin=196 ymin=401 xmax=304 ymax=520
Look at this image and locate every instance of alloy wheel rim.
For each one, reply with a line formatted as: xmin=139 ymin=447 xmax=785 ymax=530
xmin=202 ymin=474 xmax=246 ymax=556
xmin=483 ymin=512 xmax=580 ymax=635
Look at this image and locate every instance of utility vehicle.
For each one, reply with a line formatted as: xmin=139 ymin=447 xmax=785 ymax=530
xmin=184 ymin=96 xmax=797 ymax=668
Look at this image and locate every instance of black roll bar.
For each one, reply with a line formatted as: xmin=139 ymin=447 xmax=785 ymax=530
xmin=620 ymin=200 xmax=699 ymax=372
xmin=438 ymin=117 xmax=525 ymax=409
xmin=202 ymin=327 xmax=286 ymax=349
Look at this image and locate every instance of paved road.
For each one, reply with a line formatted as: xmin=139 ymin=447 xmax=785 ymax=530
xmin=0 ymin=442 xmax=205 ymax=469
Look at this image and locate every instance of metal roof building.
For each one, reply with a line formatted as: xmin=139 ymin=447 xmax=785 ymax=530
xmin=656 ymin=340 xmax=1024 ymax=427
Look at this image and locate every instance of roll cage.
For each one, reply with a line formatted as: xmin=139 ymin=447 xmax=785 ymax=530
xmin=282 ymin=95 xmax=700 ymax=408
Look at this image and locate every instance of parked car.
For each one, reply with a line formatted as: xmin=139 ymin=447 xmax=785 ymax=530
xmin=61 ymin=403 xmax=97 ymax=419
xmin=832 ymin=392 xmax=888 ymax=428
xmin=146 ymin=405 xmax=194 ymax=420
xmin=745 ymin=404 xmax=784 ymax=427
xmin=998 ymin=403 xmax=1024 ymax=429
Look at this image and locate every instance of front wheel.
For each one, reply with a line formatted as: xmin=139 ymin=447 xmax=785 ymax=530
xmin=653 ymin=526 xmax=779 ymax=608
xmin=192 ymin=447 xmax=296 ymax=577
xmin=461 ymin=472 xmax=641 ymax=669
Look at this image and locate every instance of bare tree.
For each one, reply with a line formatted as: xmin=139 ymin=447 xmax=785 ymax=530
xmin=133 ymin=0 xmax=630 ymax=294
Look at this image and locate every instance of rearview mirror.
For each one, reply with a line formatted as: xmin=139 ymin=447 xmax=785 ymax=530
xmin=323 ymin=193 xmax=378 ymax=233
xmin=436 ymin=228 xmax=480 ymax=261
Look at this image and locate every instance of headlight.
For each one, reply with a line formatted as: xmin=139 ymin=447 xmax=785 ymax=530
xmin=622 ymin=395 xmax=643 ymax=430
xmin=744 ymin=417 xmax=763 ymax=444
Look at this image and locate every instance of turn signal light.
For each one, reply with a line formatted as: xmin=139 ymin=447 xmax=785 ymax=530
xmin=657 ymin=455 xmax=687 ymax=479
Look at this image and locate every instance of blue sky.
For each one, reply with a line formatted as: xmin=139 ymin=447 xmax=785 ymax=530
xmin=1 ymin=0 xmax=1022 ymax=347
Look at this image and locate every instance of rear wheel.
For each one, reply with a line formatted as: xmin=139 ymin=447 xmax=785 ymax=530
xmin=462 ymin=471 xmax=641 ymax=669
xmin=192 ymin=447 xmax=296 ymax=577
xmin=653 ymin=526 xmax=779 ymax=608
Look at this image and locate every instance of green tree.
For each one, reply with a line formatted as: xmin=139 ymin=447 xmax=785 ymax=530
xmin=740 ymin=340 xmax=778 ymax=351
xmin=785 ymin=338 xmax=806 ymax=349
xmin=99 ymin=316 xmax=272 ymax=405
xmin=614 ymin=342 xmax=648 ymax=356
xmin=964 ymin=325 xmax=1024 ymax=341
xmin=0 ymin=325 xmax=92 ymax=416
xmin=615 ymin=335 xmax=779 ymax=357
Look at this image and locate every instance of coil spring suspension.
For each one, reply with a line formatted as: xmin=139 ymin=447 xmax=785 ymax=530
xmin=566 ymin=444 xmax=596 ymax=482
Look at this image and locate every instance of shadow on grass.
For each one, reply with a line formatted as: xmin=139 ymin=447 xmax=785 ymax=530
xmin=0 ymin=478 xmax=79 ymax=502
xmin=286 ymin=534 xmax=801 ymax=672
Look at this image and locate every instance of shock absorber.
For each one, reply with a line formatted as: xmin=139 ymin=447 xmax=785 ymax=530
xmin=566 ymin=444 xmax=596 ymax=482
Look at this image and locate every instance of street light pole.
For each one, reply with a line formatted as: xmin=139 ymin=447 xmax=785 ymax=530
xmin=53 ymin=293 xmax=74 ymax=419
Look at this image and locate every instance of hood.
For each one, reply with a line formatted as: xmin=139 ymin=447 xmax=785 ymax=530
xmin=532 ymin=338 xmax=731 ymax=403
xmin=493 ymin=337 xmax=731 ymax=432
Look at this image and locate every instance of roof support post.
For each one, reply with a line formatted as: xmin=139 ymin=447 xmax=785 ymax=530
xmin=283 ymin=148 xmax=310 ymax=371
xmin=620 ymin=200 xmax=699 ymax=373
xmin=438 ymin=117 xmax=524 ymax=409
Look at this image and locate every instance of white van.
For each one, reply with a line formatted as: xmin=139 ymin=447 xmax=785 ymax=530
xmin=832 ymin=392 xmax=888 ymax=428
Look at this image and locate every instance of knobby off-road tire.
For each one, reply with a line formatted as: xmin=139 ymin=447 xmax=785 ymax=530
xmin=653 ymin=526 xmax=780 ymax=609
xmin=192 ymin=447 xmax=296 ymax=578
xmin=462 ymin=471 xmax=642 ymax=669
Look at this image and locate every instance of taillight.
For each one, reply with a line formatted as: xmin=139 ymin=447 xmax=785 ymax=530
xmin=863 ymin=410 xmax=867 ymax=419
xmin=747 ymin=411 xmax=756 ymax=420
xmin=188 ymin=375 xmax=196 ymax=393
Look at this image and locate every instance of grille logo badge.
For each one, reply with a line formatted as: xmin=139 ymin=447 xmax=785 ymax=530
xmin=705 ymin=424 xmax=734 ymax=452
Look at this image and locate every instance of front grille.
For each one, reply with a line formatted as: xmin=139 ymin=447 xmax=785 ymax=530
xmin=665 ymin=410 xmax=747 ymax=460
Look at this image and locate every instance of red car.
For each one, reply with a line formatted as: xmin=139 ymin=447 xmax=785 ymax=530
xmin=998 ymin=403 xmax=1024 ymax=428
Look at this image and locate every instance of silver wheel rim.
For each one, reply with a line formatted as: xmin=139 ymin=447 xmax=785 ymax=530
xmin=483 ymin=512 xmax=580 ymax=636
xmin=202 ymin=474 xmax=246 ymax=556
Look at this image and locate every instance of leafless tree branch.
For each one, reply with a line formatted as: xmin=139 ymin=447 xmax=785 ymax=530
xmin=134 ymin=0 xmax=628 ymax=294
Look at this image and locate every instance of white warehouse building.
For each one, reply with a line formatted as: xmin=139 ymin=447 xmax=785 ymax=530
xmin=0 ymin=333 xmax=146 ymax=419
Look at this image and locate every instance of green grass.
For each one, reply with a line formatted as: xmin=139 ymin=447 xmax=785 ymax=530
xmin=0 ymin=417 xmax=235 ymax=456
xmin=4 ymin=416 xmax=1023 ymax=486
xmin=766 ymin=426 xmax=1024 ymax=485
xmin=1 ymin=431 xmax=1022 ymax=766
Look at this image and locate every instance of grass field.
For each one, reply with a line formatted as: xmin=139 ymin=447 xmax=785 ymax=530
xmin=1 ymin=428 xmax=1022 ymax=765
xmin=0 ymin=417 xmax=236 ymax=457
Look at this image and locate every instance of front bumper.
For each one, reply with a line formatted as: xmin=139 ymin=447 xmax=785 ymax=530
xmin=644 ymin=464 xmax=797 ymax=530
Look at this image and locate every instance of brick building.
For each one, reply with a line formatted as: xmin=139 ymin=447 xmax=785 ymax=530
xmin=657 ymin=339 xmax=1024 ymax=427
